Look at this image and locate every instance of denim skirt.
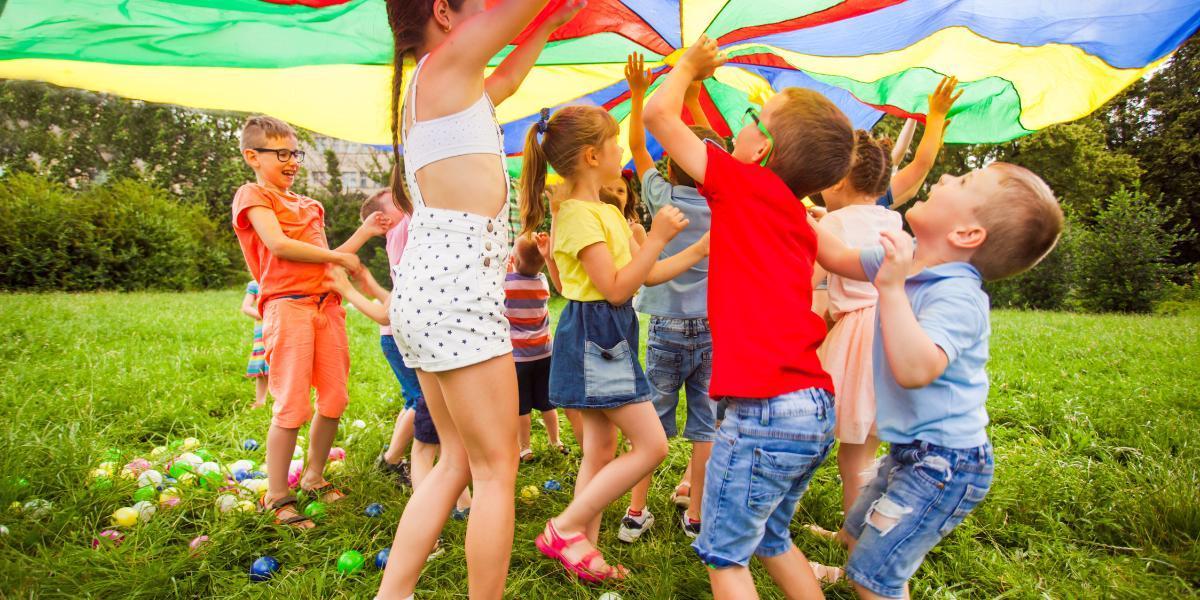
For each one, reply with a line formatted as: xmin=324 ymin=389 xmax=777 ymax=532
xmin=549 ymin=299 xmax=650 ymax=409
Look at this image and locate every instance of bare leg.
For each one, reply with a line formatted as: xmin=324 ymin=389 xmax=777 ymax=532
xmin=252 ymin=377 xmax=268 ymax=409
xmin=761 ymin=546 xmax=824 ymax=600
xmin=383 ymin=409 xmax=416 ymax=465
xmin=518 ymin=413 xmax=533 ymax=454
xmin=300 ymin=414 xmax=339 ymax=492
xmin=564 ymin=408 xmax=585 ymax=448
xmin=543 ymin=409 xmax=562 ymax=447
xmin=709 ymin=566 xmax=759 ymax=600
xmin=685 ymin=441 xmax=713 ymax=522
xmin=573 ymin=412 xmax=617 ymax=544
xmin=264 ymin=424 xmax=312 ymax=528
xmin=410 ymin=441 xmax=437 ymax=490
xmin=628 ymin=471 xmax=652 ymax=513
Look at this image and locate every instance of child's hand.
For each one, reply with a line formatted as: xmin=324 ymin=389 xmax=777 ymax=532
xmin=677 ymin=35 xmax=727 ymax=81
xmin=546 ymin=0 xmax=586 ymax=29
xmin=350 ymin=263 xmax=376 ymax=286
xmin=874 ymin=230 xmax=915 ymax=290
xmin=807 ymin=205 xmax=828 ymax=221
xmin=334 ymin=251 xmax=362 ymax=275
xmin=360 ymin=211 xmax=392 ymax=238
xmin=648 ymin=205 xmax=690 ymax=243
xmin=535 ymin=231 xmax=552 ymax=259
xmin=326 ymin=266 xmax=352 ymax=293
xmin=625 ymin=52 xmax=651 ymax=97
xmin=927 ymin=75 xmax=962 ymax=120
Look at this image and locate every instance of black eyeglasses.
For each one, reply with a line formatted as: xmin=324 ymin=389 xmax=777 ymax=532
xmin=252 ymin=148 xmax=306 ymax=164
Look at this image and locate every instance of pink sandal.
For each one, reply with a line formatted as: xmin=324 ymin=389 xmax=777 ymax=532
xmin=535 ymin=519 xmax=627 ymax=583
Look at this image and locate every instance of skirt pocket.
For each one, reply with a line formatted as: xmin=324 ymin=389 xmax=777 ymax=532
xmin=583 ymin=339 xmax=637 ymax=399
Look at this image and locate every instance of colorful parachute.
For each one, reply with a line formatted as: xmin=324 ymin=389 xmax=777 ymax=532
xmin=2 ymin=0 xmax=1198 ymax=168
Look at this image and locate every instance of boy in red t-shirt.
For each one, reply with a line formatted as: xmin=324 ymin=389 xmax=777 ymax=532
xmin=644 ymin=38 xmax=855 ymax=597
xmin=231 ymin=115 xmax=390 ymax=528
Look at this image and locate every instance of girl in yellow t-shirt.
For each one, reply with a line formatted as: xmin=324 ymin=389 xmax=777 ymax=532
xmin=518 ymin=105 xmax=708 ymax=582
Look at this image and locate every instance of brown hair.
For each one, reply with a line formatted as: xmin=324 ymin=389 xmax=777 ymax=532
xmin=240 ymin=115 xmax=295 ymax=151
xmin=599 ymin=173 xmax=641 ymax=222
xmin=519 ymin=105 xmax=620 ymax=236
xmin=386 ymin=0 xmax=467 ymax=214
xmin=670 ymin=125 xmax=726 ymax=188
xmin=359 ymin=189 xmax=392 ymax=221
xmin=512 ymin=233 xmax=545 ymax=276
xmin=970 ymin=162 xmax=1063 ymax=281
xmin=846 ymin=129 xmax=894 ymax=197
xmin=765 ymin=88 xmax=855 ymax=198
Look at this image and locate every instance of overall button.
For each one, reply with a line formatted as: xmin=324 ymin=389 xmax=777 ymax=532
xmin=483 ymin=258 xmax=492 ymax=267
xmin=484 ymin=242 xmax=493 ymax=251
xmin=486 ymin=222 xmax=495 ymax=233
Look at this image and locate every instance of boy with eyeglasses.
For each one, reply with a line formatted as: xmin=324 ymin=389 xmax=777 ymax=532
xmin=231 ymin=115 xmax=390 ymax=529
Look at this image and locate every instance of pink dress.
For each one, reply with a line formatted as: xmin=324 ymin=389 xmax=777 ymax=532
xmin=817 ymin=204 xmax=902 ymax=444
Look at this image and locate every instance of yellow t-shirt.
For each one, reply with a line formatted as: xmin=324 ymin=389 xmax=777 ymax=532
xmin=553 ymin=199 xmax=633 ymax=302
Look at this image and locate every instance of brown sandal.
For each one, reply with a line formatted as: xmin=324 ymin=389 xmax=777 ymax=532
xmin=260 ymin=495 xmax=314 ymax=529
xmin=302 ymin=482 xmax=348 ymax=504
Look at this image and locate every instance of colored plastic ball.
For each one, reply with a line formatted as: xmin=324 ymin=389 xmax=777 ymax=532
xmin=188 ymin=535 xmax=209 ymax=554
xmin=233 ymin=469 xmax=250 ymax=482
xmin=249 ymin=470 xmax=267 ymax=479
xmin=90 ymin=477 xmax=113 ymax=491
xmin=195 ymin=449 xmax=214 ymax=462
xmin=132 ymin=500 xmax=156 ymax=523
xmin=112 ymin=507 xmax=139 ymax=528
xmin=180 ymin=437 xmax=200 ymax=451
xmin=198 ymin=471 xmax=225 ymax=491
xmin=176 ymin=453 xmax=203 ymax=467
xmin=303 ymin=502 xmax=326 ymax=520
xmin=292 ymin=445 xmax=304 ymax=460
xmin=243 ymin=439 xmax=260 ymax=451
xmin=103 ymin=448 xmax=123 ymax=462
xmin=133 ymin=486 xmax=157 ymax=503
xmin=168 ymin=462 xmax=194 ymax=479
xmin=22 ymin=499 xmax=51 ymax=519
xmin=137 ymin=469 xmax=163 ymax=488
xmin=0 ymin=525 xmax=8 ymax=536
xmin=519 ymin=485 xmax=540 ymax=504
xmin=325 ymin=460 xmax=345 ymax=477
xmin=91 ymin=529 xmax=124 ymax=550
xmin=216 ymin=494 xmax=239 ymax=513
xmin=364 ymin=503 xmax=384 ymax=518
xmin=229 ymin=460 xmax=255 ymax=474
xmin=249 ymin=556 xmax=280 ymax=582
xmin=543 ymin=479 xmax=562 ymax=492
xmin=150 ymin=445 xmax=168 ymax=460
xmin=328 ymin=447 xmax=346 ymax=461
xmin=125 ymin=459 xmax=151 ymax=475
xmin=374 ymin=548 xmax=389 ymax=569
xmin=351 ymin=419 xmax=366 ymax=430
xmin=336 ymin=550 xmax=365 ymax=575
xmin=197 ymin=462 xmax=220 ymax=476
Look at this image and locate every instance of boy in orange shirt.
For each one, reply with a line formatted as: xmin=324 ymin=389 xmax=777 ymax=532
xmin=231 ymin=115 xmax=390 ymax=528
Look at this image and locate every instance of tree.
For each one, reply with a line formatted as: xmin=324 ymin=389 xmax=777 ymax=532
xmin=323 ymin=148 xmax=344 ymax=195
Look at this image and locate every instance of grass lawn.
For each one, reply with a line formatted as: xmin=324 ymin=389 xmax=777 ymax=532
xmin=0 ymin=291 xmax=1196 ymax=599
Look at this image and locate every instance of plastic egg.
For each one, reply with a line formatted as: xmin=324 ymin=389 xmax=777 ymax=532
xmin=137 ymin=469 xmax=164 ymax=488
xmin=0 ymin=525 xmax=9 ymax=536
xmin=543 ymin=479 xmax=562 ymax=492
xmin=229 ymin=460 xmax=255 ymax=474
xmin=124 ymin=458 xmax=151 ymax=475
xmin=132 ymin=500 xmax=156 ymax=523
xmin=249 ymin=556 xmax=280 ymax=582
xmin=325 ymin=460 xmax=345 ymax=477
xmin=150 ymin=445 xmax=168 ymax=460
xmin=189 ymin=535 xmax=210 ymax=554
xmin=351 ymin=419 xmax=366 ymax=430
xmin=237 ymin=500 xmax=255 ymax=513
xmin=328 ymin=447 xmax=346 ymax=461
xmin=215 ymin=494 xmax=239 ymax=513
xmin=194 ymin=449 xmax=214 ymax=462
xmin=364 ymin=503 xmax=384 ymax=518
xmin=22 ymin=499 xmax=51 ymax=519
xmin=133 ymin=486 xmax=157 ymax=503
xmin=180 ymin=437 xmax=200 ymax=451
xmin=91 ymin=529 xmax=124 ymax=550
xmin=176 ymin=453 xmax=203 ymax=467
xmin=336 ymin=550 xmax=365 ymax=575
xmin=303 ymin=502 xmax=325 ymax=520
xmin=519 ymin=485 xmax=540 ymax=504
xmin=374 ymin=548 xmax=389 ymax=569
xmin=112 ymin=507 xmax=139 ymax=528
xmin=242 ymin=439 xmax=259 ymax=451
xmin=196 ymin=462 xmax=220 ymax=476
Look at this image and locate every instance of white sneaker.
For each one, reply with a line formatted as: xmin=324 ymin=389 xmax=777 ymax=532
xmin=617 ymin=509 xmax=655 ymax=543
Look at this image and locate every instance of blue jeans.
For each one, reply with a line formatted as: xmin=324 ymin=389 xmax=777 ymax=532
xmin=845 ymin=440 xmax=994 ymax=598
xmin=380 ymin=335 xmax=422 ymax=411
xmin=646 ymin=317 xmax=716 ymax=442
xmin=691 ymin=388 xmax=834 ymax=567
xmin=549 ymin=300 xmax=650 ymax=410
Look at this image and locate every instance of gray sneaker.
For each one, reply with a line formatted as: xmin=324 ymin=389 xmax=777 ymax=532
xmin=680 ymin=512 xmax=701 ymax=539
xmin=617 ymin=509 xmax=655 ymax=543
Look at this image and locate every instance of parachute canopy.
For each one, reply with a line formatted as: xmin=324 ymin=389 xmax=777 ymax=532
xmin=3 ymin=0 xmax=1198 ymax=165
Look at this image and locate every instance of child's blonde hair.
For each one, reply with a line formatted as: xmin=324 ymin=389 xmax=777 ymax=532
xmin=766 ymin=88 xmax=856 ymax=199
xmin=971 ymin=163 xmax=1063 ymax=281
xmin=240 ymin=115 xmax=296 ymax=151
xmin=519 ymin=106 xmax=619 ymax=236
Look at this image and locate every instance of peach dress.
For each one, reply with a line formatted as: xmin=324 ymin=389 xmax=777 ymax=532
xmin=817 ymin=204 xmax=902 ymax=444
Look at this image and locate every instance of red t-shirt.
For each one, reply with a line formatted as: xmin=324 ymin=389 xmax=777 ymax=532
xmin=231 ymin=183 xmax=331 ymax=313
xmin=697 ymin=141 xmax=833 ymax=399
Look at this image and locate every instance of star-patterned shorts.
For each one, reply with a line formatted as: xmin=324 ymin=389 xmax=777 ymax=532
xmin=390 ymin=207 xmax=512 ymax=372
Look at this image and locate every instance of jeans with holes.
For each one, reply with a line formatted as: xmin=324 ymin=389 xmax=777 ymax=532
xmin=844 ymin=440 xmax=994 ymax=598
xmin=691 ymin=388 xmax=834 ymax=567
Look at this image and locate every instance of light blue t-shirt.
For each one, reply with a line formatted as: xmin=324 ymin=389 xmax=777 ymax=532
xmin=633 ymin=169 xmax=710 ymax=319
xmin=861 ymin=246 xmax=991 ymax=448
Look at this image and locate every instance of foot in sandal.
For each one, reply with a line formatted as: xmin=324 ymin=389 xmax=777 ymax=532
xmin=520 ymin=448 xmax=535 ymax=463
xmin=535 ymin=519 xmax=628 ymax=583
xmin=260 ymin=494 xmax=315 ymax=529
xmin=810 ymin=561 xmax=844 ymax=585
xmin=300 ymin=480 xmax=348 ymax=504
xmin=671 ymin=481 xmax=691 ymax=509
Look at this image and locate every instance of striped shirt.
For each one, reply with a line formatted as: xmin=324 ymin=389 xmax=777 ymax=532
xmin=503 ymin=270 xmax=552 ymax=362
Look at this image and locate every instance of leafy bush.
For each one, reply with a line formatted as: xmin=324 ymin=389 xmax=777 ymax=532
xmin=1072 ymin=186 xmax=1191 ymax=312
xmin=0 ymin=173 xmax=241 ymax=291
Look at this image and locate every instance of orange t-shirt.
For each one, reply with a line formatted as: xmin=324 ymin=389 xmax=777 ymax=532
xmin=231 ymin=183 xmax=331 ymax=313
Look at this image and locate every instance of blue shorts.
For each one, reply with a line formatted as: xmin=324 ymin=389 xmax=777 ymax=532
xmin=645 ymin=317 xmax=716 ymax=442
xmin=845 ymin=441 xmax=994 ymax=598
xmin=691 ymin=388 xmax=834 ymax=567
xmin=549 ymin=300 xmax=650 ymax=410
xmin=380 ymin=335 xmax=422 ymax=411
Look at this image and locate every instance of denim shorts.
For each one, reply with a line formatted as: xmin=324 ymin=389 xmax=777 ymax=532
xmin=646 ymin=317 xmax=716 ymax=442
xmin=845 ymin=440 xmax=994 ymax=598
xmin=549 ymin=300 xmax=650 ymax=410
xmin=412 ymin=395 xmax=439 ymax=445
xmin=691 ymin=388 xmax=834 ymax=567
xmin=380 ymin=335 xmax=422 ymax=411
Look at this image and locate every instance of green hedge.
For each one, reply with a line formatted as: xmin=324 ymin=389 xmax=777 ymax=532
xmin=0 ymin=173 xmax=241 ymax=291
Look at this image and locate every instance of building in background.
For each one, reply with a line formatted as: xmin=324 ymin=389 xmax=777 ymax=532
xmin=303 ymin=135 xmax=389 ymax=194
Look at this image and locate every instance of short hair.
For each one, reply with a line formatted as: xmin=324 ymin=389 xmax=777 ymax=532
xmin=670 ymin=125 xmax=726 ymax=188
xmin=970 ymin=163 xmax=1064 ymax=281
xmin=240 ymin=115 xmax=296 ymax=151
xmin=513 ymin=234 xmax=544 ymax=275
xmin=359 ymin=189 xmax=392 ymax=221
xmin=766 ymin=88 xmax=855 ymax=199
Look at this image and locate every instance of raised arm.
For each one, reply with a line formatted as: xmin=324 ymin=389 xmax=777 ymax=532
xmin=578 ymin=205 xmax=687 ymax=304
xmin=334 ymin=211 xmax=391 ymax=255
xmin=327 ymin=267 xmax=390 ymax=325
xmin=872 ymin=230 xmax=947 ymax=388
xmin=645 ymin=232 xmax=708 ymax=286
xmin=891 ymin=118 xmax=917 ymax=168
xmin=245 ymin=207 xmax=361 ymax=273
xmin=890 ymin=76 xmax=961 ymax=208
xmin=643 ymin=36 xmax=726 ymax=187
xmin=684 ymin=80 xmax=714 ymax=131
xmin=626 ymin=53 xmax=656 ymax=178
xmin=485 ymin=0 xmax=586 ymax=105
xmin=811 ymin=215 xmax=868 ymax=281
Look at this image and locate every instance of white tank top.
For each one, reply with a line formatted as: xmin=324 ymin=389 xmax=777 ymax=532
xmin=401 ymin=54 xmax=509 ymax=217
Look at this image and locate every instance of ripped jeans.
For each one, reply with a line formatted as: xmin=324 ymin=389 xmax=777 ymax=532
xmin=844 ymin=440 xmax=993 ymax=599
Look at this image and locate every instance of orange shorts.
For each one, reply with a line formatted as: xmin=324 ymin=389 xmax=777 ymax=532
xmin=261 ymin=295 xmax=350 ymax=428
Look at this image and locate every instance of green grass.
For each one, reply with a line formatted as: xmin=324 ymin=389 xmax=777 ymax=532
xmin=0 ymin=291 xmax=1196 ymax=599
